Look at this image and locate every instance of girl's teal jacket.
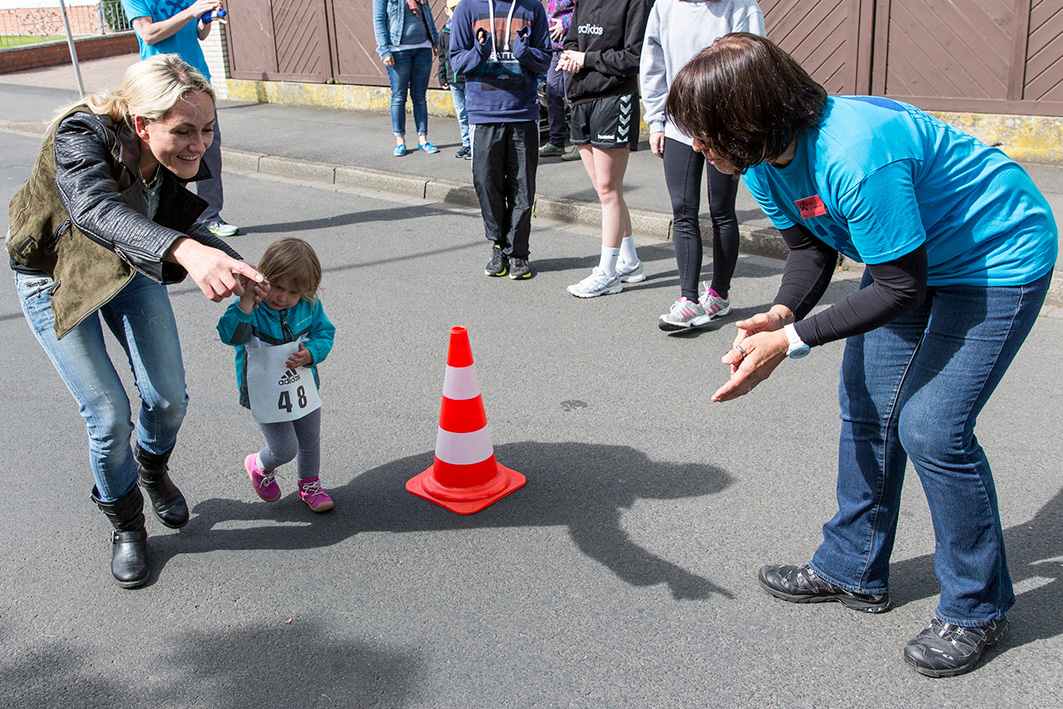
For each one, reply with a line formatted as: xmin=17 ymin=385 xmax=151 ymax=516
xmin=217 ymin=297 xmax=336 ymax=409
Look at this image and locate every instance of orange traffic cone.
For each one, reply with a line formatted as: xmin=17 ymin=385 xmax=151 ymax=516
xmin=406 ymin=326 xmax=526 ymax=514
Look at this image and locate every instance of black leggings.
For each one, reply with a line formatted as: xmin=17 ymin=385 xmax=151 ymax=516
xmin=663 ymin=137 xmax=740 ymax=302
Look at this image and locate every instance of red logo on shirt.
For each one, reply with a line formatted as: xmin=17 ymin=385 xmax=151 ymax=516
xmin=795 ymin=195 xmax=827 ymax=219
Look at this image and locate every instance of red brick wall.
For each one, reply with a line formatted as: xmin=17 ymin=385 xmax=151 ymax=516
xmin=0 ymin=6 xmax=104 ymax=35
xmin=0 ymin=32 xmax=138 ymax=74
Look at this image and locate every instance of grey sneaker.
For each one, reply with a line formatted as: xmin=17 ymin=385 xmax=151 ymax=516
xmin=758 ymin=564 xmax=891 ymax=613
xmin=509 ymin=257 xmax=533 ymax=280
xmin=539 ymin=143 xmax=565 ymax=157
xmin=658 ymin=297 xmax=711 ymax=331
xmin=904 ymin=616 xmax=1008 ymax=677
xmin=561 ymin=147 xmax=581 ymax=161
xmin=485 ymin=244 xmax=508 ymax=277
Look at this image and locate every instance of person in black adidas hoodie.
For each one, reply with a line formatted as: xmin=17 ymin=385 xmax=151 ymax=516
xmin=559 ymin=0 xmax=651 ymax=298
xmin=450 ymin=0 xmax=551 ymax=280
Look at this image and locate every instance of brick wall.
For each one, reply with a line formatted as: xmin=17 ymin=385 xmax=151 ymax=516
xmin=0 ymin=32 xmax=138 ymax=74
xmin=0 ymin=6 xmax=104 ymax=35
xmin=200 ymin=22 xmax=228 ymax=99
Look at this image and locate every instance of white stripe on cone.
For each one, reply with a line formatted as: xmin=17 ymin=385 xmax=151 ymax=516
xmin=442 ymin=364 xmax=481 ymax=401
xmin=434 ymin=426 xmax=494 ymax=466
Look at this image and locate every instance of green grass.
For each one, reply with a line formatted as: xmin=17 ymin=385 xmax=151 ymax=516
xmin=0 ymin=35 xmax=68 ymax=48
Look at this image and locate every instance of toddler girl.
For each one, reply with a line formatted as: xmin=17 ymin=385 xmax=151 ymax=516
xmin=217 ymin=237 xmax=337 ymax=512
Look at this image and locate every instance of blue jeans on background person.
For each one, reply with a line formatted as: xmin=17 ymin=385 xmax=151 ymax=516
xmin=544 ymin=49 xmax=567 ymax=148
xmin=16 ymin=271 xmax=188 ymax=502
xmin=386 ymin=47 xmax=433 ymax=138
xmin=449 ymin=82 xmax=470 ymax=149
xmin=196 ymin=109 xmax=224 ymax=224
xmin=810 ymin=268 xmax=1053 ymax=625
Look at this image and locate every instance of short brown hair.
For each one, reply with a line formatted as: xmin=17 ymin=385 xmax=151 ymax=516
xmin=665 ymin=33 xmax=827 ymax=173
xmin=257 ymin=237 xmax=323 ymax=301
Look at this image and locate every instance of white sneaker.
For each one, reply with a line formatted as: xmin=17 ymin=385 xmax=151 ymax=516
xmin=567 ymin=267 xmax=622 ymax=298
xmin=658 ymin=297 xmax=711 ymax=331
xmin=700 ymin=284 xmax=732 ymax=320
xmin=616 ymin=259 xmax=646 ymax=283
xmin=207 ymin=220 xmax=239 ymax=238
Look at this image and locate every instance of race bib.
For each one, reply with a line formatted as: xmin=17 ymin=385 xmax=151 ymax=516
xmin=245 ymin=339 xmax=322 ymax=424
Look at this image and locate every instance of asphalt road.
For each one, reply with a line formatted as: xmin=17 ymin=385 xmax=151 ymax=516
xmin=1 ymin=129 xmax=1062 ymax=707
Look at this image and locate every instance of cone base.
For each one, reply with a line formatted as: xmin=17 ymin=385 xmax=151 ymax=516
xmin=406 ymin=461 xmax=526 ymax=514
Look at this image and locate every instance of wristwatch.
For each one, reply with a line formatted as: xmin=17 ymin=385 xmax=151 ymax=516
xmin=784 ymin=323 xmax=811 ymax=359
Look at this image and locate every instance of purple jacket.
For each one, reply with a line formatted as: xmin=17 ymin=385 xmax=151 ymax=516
xmin=547 ymin=0 xmax=574 ymax=50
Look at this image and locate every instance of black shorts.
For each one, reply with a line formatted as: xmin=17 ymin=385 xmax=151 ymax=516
xmin=569 ymin=92 xmax=639 ymax=151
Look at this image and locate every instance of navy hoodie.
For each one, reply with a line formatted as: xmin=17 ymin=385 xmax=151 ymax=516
xmin=449 ymin=0 xmax=551 ymax=124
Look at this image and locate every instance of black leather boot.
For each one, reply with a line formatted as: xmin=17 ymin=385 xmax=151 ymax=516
xmin=134 ymin=443 xmax=189 ymax=528
xmin=91 ymin=485 xmax=149 ymax=588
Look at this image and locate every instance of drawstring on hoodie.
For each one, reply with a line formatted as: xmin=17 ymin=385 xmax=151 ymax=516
xmin=487 ymin=0 xmax=519 ymax=56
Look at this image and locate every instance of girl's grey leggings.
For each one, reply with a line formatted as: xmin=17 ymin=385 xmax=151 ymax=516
xmin=256 ymin=407 xmax=321 ymax=480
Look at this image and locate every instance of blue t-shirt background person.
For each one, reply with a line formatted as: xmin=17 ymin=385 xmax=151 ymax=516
xmin=121 ymin=0 xmax=239 ymax=238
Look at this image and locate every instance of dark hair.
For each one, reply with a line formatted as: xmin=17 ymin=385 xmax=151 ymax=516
xmin=665 ymin=33 xmax=827 ymax=173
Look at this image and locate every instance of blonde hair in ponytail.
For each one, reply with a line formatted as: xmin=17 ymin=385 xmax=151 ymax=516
xmin=52 ymin=54 xmax=215 ymax=129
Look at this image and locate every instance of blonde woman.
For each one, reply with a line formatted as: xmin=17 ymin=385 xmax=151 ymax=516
xmin=7 ymin=54 xmax=265 ymax=588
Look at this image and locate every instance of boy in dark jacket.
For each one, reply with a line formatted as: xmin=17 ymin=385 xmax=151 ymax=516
xmin=438 ymin=0 xmax=471 ymax=159
xmin=449 ymin=0 xmax=551 ymax=280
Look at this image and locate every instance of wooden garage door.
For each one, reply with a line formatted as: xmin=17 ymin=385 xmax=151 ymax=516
xmin=872 ymin=0 xmax=1063 ymax=116
xmin=760 ymin=0 xmax=876 ymax=95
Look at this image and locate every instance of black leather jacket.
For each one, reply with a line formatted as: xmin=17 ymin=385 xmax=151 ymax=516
xmin=8 ymin=109 xmax=240 ymax=337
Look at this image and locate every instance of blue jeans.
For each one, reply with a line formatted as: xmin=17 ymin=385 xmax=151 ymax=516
xmin=196 ymin=109 xmax=224 ymax=223
xmin=810 ymin=268 xmax=1052 ymax=625
xmin=545 ymin=49 xmax=567 ymax=148
xmin=449 ymin=82 xmax=470 ymax=149
xmin=386 ymin=47 xmax=433 ymax=137
xmin=16 ymin=272 xmax=188 ymax=502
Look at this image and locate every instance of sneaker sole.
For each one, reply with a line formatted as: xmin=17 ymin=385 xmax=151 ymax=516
xmin=658 ymin=315 xmax=712 ymax=332
xmin=303 ymin=499 xmax=334 ymax=513
xmin=568 ymin=284 xmax=622 ymax=298
xmin=620 ymin=273 xmax=647 ymax=283
xmin=758 ymin=571 xmax=891 ymax=613
xmin=245 ymin=456 xmax=281 ymax=502
xmin=485 ymin=268 xmax=508 ymax=277
xmin=509 ymin=272 xmax=532 ymax=280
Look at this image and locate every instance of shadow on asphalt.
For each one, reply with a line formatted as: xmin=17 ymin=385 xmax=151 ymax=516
xmin=0 ymin=620 xmax=422 ymax=708
xmin=161 ymin=442 xmax=734 ymax=601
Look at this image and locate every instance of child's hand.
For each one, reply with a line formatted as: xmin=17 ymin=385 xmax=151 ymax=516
xmin=237 ymin=274 xmax=270 ymax=313
xmin=286 ymin=344 xmax=313 ymax=369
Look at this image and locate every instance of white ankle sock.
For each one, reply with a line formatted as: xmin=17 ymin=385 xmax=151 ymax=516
xmin=598 ymin=246 xmax=621 ymax=277
xmin=619 ymin=235 xmax=638 ymax=265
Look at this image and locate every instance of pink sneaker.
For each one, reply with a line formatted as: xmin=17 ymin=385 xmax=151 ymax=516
xmin=700 ymin=285 xmax=733 ymax=320
xmin=245 ymin=453 xmax=281 ymax=502
xmin=298 ymin=477 xmax=334 ymax=513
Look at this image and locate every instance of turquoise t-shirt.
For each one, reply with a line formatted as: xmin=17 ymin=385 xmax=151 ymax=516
xmin=742 ymin=96 xmax=1057 ymax=287
xmin=121 ymin=0 xmax=211 ymax=80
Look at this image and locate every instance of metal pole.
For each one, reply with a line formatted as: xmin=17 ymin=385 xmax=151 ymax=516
xmin=57 ymin=0 xmax=85 ymax=97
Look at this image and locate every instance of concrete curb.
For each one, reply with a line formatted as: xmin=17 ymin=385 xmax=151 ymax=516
xmin=2 ymin=118 xmax=1058 ymax=307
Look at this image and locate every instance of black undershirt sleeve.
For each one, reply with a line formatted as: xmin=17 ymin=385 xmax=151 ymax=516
xmin=794 ymin=244 xmax=928 ymax=347
xmin=773 ymin=224 xmax=837 ymax=321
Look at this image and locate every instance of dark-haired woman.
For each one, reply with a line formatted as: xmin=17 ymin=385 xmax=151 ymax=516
xmin=667 ymin=33 xmax=1056 ymax=677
